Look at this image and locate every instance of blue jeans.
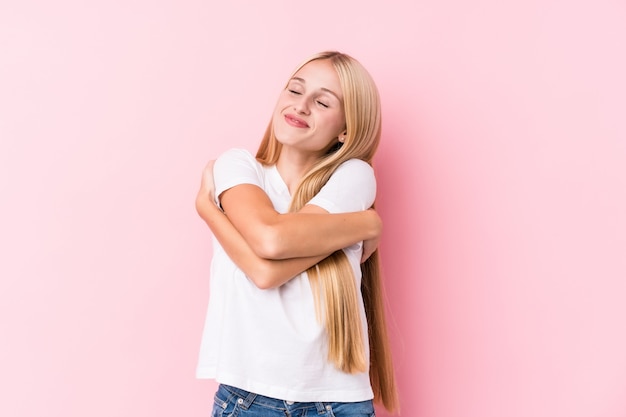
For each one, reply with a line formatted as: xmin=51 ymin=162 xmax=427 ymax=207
xmin=211 ymin=384 xmax=376 ymax=417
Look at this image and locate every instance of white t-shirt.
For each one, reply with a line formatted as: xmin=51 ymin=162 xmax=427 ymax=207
xmin=196 ymin=148 xmax=377 ymax=402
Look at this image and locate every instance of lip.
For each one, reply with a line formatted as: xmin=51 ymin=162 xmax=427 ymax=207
xmin=284 ymin=114 xmax=309 ymax=128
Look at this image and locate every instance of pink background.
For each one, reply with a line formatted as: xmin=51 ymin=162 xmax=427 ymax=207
xmin=1 ymin=1 xmax=625 ymax=416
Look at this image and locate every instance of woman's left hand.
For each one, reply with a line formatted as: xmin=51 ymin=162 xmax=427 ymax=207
xmin=361 ymin=235 xmax=379 ymax=263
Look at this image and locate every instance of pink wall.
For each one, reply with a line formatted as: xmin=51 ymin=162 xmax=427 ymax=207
xmin=1 ymin=1 xmax=625 ymax=416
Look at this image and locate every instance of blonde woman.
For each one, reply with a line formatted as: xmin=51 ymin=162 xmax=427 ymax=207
xmin=195 ymin=51 xmax=398 ymax=416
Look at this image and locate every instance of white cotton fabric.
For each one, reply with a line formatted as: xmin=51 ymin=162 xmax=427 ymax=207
xmin=195 ymin=148 xmax=377 ymax=402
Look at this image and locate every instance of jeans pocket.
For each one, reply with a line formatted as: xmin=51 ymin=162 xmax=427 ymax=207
xmin=212 ymin=386 xmax=242 ymax=417
xmin=211 ymin=396 xmax=226 ymax=417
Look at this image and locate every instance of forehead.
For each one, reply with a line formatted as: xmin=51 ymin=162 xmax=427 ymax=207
xmin=291 ymin=59 xmax=343 ymax=98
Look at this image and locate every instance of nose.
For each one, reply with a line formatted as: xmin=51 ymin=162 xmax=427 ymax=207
xmin=293 ymin=95 xmax=311 ymax=115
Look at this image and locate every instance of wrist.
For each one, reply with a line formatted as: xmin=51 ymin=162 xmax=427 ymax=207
xmin=196 ymin=190 xmax=220 ymax=217
xmin=367 ymin=209 xmax=382 ymax=239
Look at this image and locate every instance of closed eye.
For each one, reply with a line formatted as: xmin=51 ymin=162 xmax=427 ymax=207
xmin=288 ymin=89 xmax=302 ymax=95
xmin=316 ymin=101 xmax=329 ymax=108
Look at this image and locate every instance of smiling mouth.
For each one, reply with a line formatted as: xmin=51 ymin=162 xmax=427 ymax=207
xmin=284 ymin=114 xmax=309 ymax=128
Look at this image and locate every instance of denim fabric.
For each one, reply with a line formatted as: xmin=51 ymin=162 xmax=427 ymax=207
xmin=211 ymin=384 xmax=376 ymax=417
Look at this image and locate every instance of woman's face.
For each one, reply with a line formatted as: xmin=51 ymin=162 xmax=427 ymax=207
xmin=272 ymin=59 xmax=346 ymax=156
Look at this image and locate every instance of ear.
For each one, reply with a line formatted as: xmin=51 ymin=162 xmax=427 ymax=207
xmin=338 ymin=130 xmax=347 ymax=143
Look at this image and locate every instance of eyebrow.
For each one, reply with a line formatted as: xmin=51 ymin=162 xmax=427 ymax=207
xmin=290 ymin=77 xmax=342 ymax=101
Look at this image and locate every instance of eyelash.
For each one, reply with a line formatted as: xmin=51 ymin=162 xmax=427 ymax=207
xmin=288 ymin=89 xmax=330 ymax=108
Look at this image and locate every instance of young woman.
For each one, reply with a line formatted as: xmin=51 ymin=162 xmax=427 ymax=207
xmin=195 ymin=51 xmax=398 ymax=416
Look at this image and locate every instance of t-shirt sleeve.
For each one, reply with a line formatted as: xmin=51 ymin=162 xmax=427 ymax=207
xmin=307 ymin=159 xmax=377 ymax=214
xmin=213 ymin=148 xmax=264 ymax=208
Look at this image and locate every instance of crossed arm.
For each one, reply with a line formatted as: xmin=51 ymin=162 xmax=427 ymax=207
xmin=195 ymin=161 xmax=382 ymax=289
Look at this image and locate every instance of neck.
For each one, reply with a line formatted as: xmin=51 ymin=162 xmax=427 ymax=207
xmin=276 ymin=149 xmax=319 ymax=194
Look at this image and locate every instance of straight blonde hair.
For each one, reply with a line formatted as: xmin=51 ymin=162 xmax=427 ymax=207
xmin=257 ymin=51 xmax=399 ymax=413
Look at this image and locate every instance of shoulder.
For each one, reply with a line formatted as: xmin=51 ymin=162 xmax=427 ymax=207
xmin=213 ymin=148 xmax=265 ymax=192
xmin=335 ymin=159 xmax=374 ymax=177
xmin=214 ymin=148 xmax=264 ymax=175
xmin=215 ymin=148 xmax=258 ymax=166
xmin=307 ymin=159 xmax=377 ymax=213
xmin=330 ymin=159 xmax=376 ymax=189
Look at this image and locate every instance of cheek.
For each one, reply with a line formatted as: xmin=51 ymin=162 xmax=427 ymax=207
xmin=272 ymin=98 xmax=287 ymax=121
xmin=277 ymin=91 xmax=293 ymax=107
xmin=326 ymin=112 xmax=346 ymax=134
xmin=272 ymin=93 xmax=288 ymax=114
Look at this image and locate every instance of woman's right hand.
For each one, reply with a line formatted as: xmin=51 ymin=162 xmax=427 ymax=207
xmin=196 ymin=160 xmax=219 ymax=219
xmin=199 ymin=159 xmax=216 ymax=200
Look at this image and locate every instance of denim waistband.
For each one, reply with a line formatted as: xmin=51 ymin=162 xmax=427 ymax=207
xmin=220 ymin=384 xmax=328 ymax=413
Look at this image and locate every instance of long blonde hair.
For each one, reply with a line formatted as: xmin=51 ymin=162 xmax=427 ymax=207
xmin=257 ymin=51 xmax=399 ymax=413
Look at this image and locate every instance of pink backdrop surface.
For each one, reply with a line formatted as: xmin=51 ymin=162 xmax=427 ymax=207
xmin=1 ymin=1 xmax=625 ymax=416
